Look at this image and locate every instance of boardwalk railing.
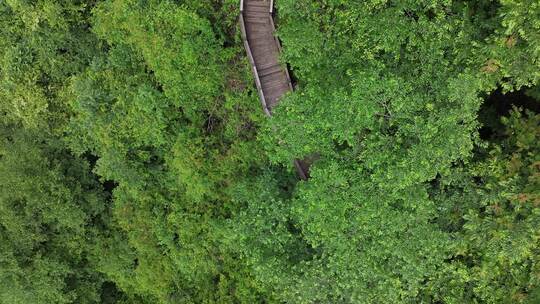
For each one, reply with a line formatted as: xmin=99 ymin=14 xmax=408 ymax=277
xmin=239 ymin=13 xmax=272 ymax=116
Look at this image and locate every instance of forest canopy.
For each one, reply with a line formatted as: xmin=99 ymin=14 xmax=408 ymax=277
xmin=0 ymin=0 xmax=539 ymax=303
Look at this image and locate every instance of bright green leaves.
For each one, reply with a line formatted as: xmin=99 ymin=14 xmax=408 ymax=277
xmin=265 ymin=0 xmax=486 ymax=185
xmin=92 ymin=0 xmax=226 ymax=123
xmin=234 ymin=159 xmax=452 ymax=303
xmin=267 ymin=0 xmax=536 ymax=177
xmin=62 ymin=1 xmax=270 ymax=302
xmin=0 ymin=0 xmax=99 ymax=131
xmin=253 ymin=0 xmax=540 ymax=302
xmin=290 ymin=163 xmax=451 ymax=303
xmin=66 ymin=45 xmax=172 ymax=188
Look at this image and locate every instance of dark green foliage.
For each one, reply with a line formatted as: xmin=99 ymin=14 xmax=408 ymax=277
xmin=0 ymin=125 xmax=106 ymax=304
xmin=429 ymin=108 xmax=540 ymax=303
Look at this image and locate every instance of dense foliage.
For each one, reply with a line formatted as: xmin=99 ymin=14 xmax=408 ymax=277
xmin=0 ymin=0 xmax=538 ymax=303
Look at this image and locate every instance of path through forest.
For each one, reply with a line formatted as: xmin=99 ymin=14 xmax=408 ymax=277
xmin=239 ymin=0 xmax=310 ymax=180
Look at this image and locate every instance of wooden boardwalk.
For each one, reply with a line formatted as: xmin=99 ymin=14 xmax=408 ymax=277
xmin=239 ymin=0 xmax=310 ymax=180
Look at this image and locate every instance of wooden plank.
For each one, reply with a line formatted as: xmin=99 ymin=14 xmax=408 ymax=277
xmin=263 ymin=81 xmax=288 ymax=93
xmin=245 ymin=6 xmax=269 ymax=13
xmin=245 ymin=18 xmax=268 ymax=24
xmin=258 ymin=64 xmax=282 ymax=77
xmin=244 ymin=12 xmax=269 ymax=19
xmin=245 ymin=11 xmax=268 ymax=17
xmin=246 ymin=1 xmax=269 ymax=7
xmin=251 ymin=52 xmax=279 ymax=65
xmin=264 ymin=83 xmax=288 ymax=95
xmin=249 ymin=38 xmax=276 ymax=46
xmin=251 ymin=51 xmax=277 ymax=62
xmin=250 ymin=30 xmax=273 ymax=37
xmin=257 ymin=61 xmax=279 ymax=70
xmin=250 ymin=43 xmax=276 ymax=52
xmin=245 ymin=23 xmax=272 ymax=33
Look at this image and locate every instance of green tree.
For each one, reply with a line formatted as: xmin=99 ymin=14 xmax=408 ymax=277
xmin=248 ymin=0 xmax=540 ymax=302
xmin=0 ymin=0 xmax=100 ymax=131
xmin=0 ymin=124 xmax=107 ymax=304
xmin=429 ymin=108 xmax=540 ymax=303
xmin=65 ymin=0 xmax=270 ymax=302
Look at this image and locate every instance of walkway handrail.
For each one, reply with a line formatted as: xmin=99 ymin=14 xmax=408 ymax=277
xmin=270 ymin=0 xmax=274 ymax=13
xmin=239 ymin=0 xmax=244 ymax=12
xmin=239 ymin=13 xmax=272 ymax=116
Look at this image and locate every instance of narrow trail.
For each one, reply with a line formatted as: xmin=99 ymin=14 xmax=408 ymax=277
xmin=239 ymin=0 xmax=310 ymax=180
